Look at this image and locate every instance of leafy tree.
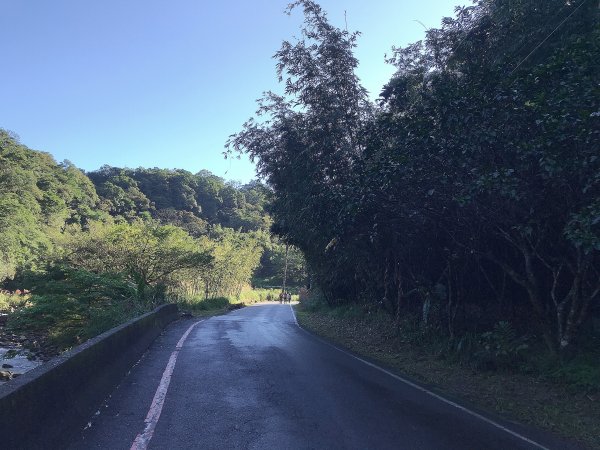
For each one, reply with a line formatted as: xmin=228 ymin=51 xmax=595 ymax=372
xmin=227 ymin=0 xmax=371 ymax=302
xmin=11 ymin=266 xmax=139 ymax=348
xmin=229 ymin=0 xmax=600 ymax=356
xmin=0 ymin=129 xmax=102 ymax=281
xmin=174 ymin=227 xmax=264 ymax=300
xmin=374 ymin=0 xmax=600 ymax=353
xmin=254 ymin=240 xmax=307 ymax=288
xmin=64 ymin=223 xmax=212 ymax=300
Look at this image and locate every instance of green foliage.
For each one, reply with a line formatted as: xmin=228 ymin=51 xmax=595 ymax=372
xmin=0 ymin=127 xmax=284 ymax=351
xmin=180 ymin=296 xmax=231 ymax=312
xmin=0 ymin=130 xmax=102 ymax=280
xmin=173 ymin=227 xmax=264 ymax=300
xmin=548 ymin=355 xmax=600 ymax=393
xmin=237 ymin=287 xmax=281 ymax=303
xmin=94 ymin=173 xmax=152 ymax=220
xmin=9 ymin=267 xmax=142 ymax=348
xmin=298 ymin=287 xmax=328 ymax=312
xmin=0 ymin=194 xmax=51 ymax=279
xmin=472 ymin=322 xmax=530 ymax=371
xmin=154 ymin=208 xmax=208 ymax=237
xmin=64 ymin=222 xmax=213 ymax=300
xmin=253 ymin=240 xmax=307 ymax=287
xmin=368 ymin=0 xmax=600 ymax=354
xmin=229 ymin=0 xmax=600 ymax=359
xmin=88 ymin=166 xmax=272 ymax=232
xmin=0 ymin=291 xmax=29 ymax=312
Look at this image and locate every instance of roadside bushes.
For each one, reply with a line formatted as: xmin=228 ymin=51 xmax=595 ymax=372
xmin=446 ymin=322 xmax=530 ymax=372
xmin=9 ymin=267 xmax=143 ymax=348
xmin=237 ymin=287 xmax=280 ymax=303
xmin=547 ymin=354 xmax=600 ymax=393
xmin=64 ymin=222 xmax=212 ymax=301
xmin=0 ymin=290 xmax=29 ymax=313
xmin=8 ymin=221 xmax=211 ymax=349
xmin=298 ymin=287 xmax=329 ymax=313
xmin=171 ymin=227 xmax=264 ymax=300
xmin=5 ymin=219 xmax=272 ymax=349
xmin=179 ymin=296 xmax=231 ymax=313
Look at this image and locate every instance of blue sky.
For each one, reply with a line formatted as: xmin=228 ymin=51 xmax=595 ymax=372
xmin=1 ymin=0 xmax=463 ymax=183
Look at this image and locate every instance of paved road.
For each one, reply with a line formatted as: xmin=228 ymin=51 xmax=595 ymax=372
xmin=69 ymin=304 xmax=578 ymax=449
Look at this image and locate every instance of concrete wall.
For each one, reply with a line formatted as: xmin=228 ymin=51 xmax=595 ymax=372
xmin=0 ymin=303 xmax=179 ymax=450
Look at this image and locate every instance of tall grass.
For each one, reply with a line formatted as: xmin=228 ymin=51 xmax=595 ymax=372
xmin=239 ymin=287 xmax=294 ymax=303
xmin=177 ymin=287 xmax=301 ymax=316
xmin=0 ymin=291 xmax=31 ymax=312
xmin=177 ymin=296 xmax=232 ymax=314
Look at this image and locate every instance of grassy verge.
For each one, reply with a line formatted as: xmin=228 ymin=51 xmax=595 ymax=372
xmin=239 ymin=287 xmax=299 ymax=303
xmin=177 ymin=296 xmax=245 ymax=317
xmin=0 ymin=291 xmax=30 ymax=313
xmin=294 ymin=304 xmax=599 ymax=449
xmin=238 ymin=287 xmax=280 ymax=303
xmin=177 ymin=287 xmax=303 ymax=318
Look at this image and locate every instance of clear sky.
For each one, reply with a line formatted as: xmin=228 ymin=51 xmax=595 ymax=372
xmin=1 ymin=0 xmax=463 ymax=183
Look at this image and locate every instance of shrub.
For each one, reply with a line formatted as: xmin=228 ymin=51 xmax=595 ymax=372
xmin=472 ymin=322 xmax=530 ymax=371
xmin=0 ymin=290 xmax=30 ymax=312
xmin=298 ymin=288 xmax=328 ymax=312
xmin=9 ymin=266 xmax=144 ymax=349
xmin=238 ymin=287 xmax=281 ymax=303
xmin=178 ymin=296 xmax=232 ymax=313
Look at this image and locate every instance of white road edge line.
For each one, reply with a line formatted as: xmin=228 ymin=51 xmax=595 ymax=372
xmin=289 ymin=304 xmax=549 ymax=450
xmin=130 ymin=320 xmax=202 ymax=450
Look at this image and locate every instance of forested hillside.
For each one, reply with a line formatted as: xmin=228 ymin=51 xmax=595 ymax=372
xmin=0 ymin=129 xmax=305 ymax=348
xmin=0 ymin=130 xmax=103 ymax=281
xmin=229 ymin=0 xmax=599 ymax=362
xmin=87 ymin=166 xmax=271 ymax=233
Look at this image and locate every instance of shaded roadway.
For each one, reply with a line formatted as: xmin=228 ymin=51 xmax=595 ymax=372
xmin=68 ymin=304 xmax=581 ymax=449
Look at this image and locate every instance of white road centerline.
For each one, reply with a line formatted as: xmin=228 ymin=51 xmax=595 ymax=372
xmin=289 ymin=304 xmax=549 ymax=450
xmin=130 ymin=320 xmax=202 ymax=450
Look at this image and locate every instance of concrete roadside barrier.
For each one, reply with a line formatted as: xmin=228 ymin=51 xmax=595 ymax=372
xmin=0 ymin=303 xmax=179 ymax=450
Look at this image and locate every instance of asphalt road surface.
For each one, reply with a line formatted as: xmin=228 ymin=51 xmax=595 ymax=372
xmin=68 ymin=304 xmax=580 ymax=450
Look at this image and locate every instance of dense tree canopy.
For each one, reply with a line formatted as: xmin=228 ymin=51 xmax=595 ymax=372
xmin=229 ymin=0 xmax=599 ymax=355
xmin=0 ymin=130 xmax=103 ymax=280
xmin=88 ymin=166 xmax=272 ymax=232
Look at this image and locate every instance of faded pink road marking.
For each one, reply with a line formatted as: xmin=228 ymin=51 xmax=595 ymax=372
xmin=130 ymin=320 xmax=201 ymax=450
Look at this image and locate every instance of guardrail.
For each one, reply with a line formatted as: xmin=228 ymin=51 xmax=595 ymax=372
xmin=0 ymin=303 xmax=179 ymax=450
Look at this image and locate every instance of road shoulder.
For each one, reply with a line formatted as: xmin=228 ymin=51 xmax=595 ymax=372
xmin=293 ymin=306 xmax=597 ymax=449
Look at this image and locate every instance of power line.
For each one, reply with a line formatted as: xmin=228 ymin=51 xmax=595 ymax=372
xmin=509 ymin=0 xmax=589 ymax=76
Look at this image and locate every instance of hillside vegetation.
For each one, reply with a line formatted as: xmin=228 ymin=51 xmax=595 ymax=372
xmin=0 ymin=129 xmax=305 ymax=349
xmin=2 ymin=3 xmax=598 ymax=437
xmin=229 ymin=0 xmax=599 ymax=387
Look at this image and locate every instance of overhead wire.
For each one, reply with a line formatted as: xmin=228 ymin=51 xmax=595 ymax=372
xmin=508 ymin=0 xmax=589 ymax=75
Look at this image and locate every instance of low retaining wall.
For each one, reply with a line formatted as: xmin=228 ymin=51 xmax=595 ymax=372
xmin=0 ymin=303 xmax=179 ymax=450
